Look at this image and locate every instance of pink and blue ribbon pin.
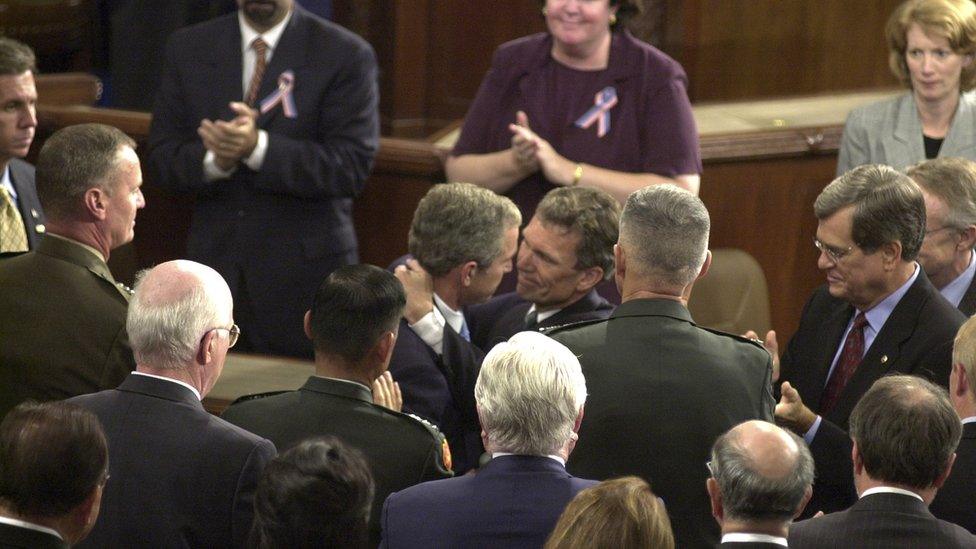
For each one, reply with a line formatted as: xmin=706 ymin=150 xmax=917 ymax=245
xmin=574 ymin=86 xmax=618 ymax=137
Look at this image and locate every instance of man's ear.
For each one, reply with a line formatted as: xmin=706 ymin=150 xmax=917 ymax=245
xmin=303 ymin=310 xmax=313 ymax=341
xmin=706 ymin=478 xmax=723 ymax=522
xmin=958 ymin=226 xmax=976 ymax=252
xmin=794 ymin=485 xmax=813 ymax=519
xmin=84 ymin=187 xmax=109 ymax=220
xmin=851 ymin=440 xmax=864 ymax=475
xmin=575 ymin=267 xmax=603 ymax=293
xmin=696 ymin=249 xmax=712 ymax=281
xmin=881 ymin=240 xmax=903 ymax=269
xmin=197 ymin=328 xmax=216 ymax=366
xmin=933 ymin=453 xmax=957 ymax=490
xmin=373 ymin=330 xmax=397 ymax=366
xmin=459 ymin=261 xmax=479 ymax=287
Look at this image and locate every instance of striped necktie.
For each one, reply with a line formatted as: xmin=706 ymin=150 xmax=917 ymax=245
xmin=245 ymin=37 xmax=268 ymax=107
xmin=0 ymin=186 xmax=28 ymax=253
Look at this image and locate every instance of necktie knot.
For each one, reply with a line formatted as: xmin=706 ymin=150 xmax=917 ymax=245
xmin=852 ymin=312 xmax=868 ymax=332
xmin=252 ymin=37 xmax=268 ymax=56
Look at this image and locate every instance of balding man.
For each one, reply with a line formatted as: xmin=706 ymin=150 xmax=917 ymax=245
xmin=0 ymin=123 xmax=144 ymax=418
xmin=550 ymin=185 xmax=774 ymax=548
xmin=789 ymin=376 xmax=975 ymax=548
xmin=907 ymin=157 xmax=976 ymax=315
xmin=69 ymin=260 xmax=276 ymax=548
xmin=930 ymin=315 xmax=976 ymax=533
xmin=707 ymin=421 xmax=814 ymax=548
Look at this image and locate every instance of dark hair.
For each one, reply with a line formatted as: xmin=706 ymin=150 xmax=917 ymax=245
xmin=35 ymin=123 xmax=137 ymax=219
xmin=815 ymin=164 xmax=926 ymax=260
xmin=710 ymin=424 xmax=814 ymax=522
xmin=0 ymin=401 xmax=108 ymax=517
xmin=309 ymin=264 xmax=405 ymax=364
xmin=536 ymin=187 xmax=620 ymax=281
xmin=538 ymin=0 xmax=644 ymax=26
xmin=249 ymin=436 xmax=375 ymax=549
xmin=0 ymin=37 xmax=36 ymax=76
xmin=849 ymin=375 xmax=962 ymax=489
xmin=545 ymin=477 xmax=674 ymax=549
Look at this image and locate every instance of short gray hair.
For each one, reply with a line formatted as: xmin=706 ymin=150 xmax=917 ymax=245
xmin=475 ymin=331 xmax=586 ymax=456
xmin=710 ymin=423 xmax=814 ymax=522
xmin=126 ymin=262 xmax=229 ymax=370
xmin=0 ymin=37 xmax=35 ymax=76
xmin=907 ymin=157 xmax=976 ymax=230
xmin=408 ymin=183 xmax=521 ymax=277
xmin=35 ymin=123 xmax=137 ymax=220
xmin=814 ymin=164 xmax=926 ymax=260
xmin=619 ymin=185 xmax=709 ymax=286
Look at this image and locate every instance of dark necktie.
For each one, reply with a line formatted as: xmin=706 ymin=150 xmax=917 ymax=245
xmin=245 ymin=37 xmax=268 ymax=107
xmin=820 ymin=312 xmax=868 ymax=415
xmin=524 ymin=309 xmax=539 ymax=330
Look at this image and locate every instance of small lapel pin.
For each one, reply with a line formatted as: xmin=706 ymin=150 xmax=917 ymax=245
xmin=30 ymin=209 xmax=39 ymax=218
xmin=880 ymin=355 xmax=889 ymax=364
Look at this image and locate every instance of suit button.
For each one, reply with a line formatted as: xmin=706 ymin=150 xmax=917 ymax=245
xmin=237 ymin=210 xmax=245 ymax=218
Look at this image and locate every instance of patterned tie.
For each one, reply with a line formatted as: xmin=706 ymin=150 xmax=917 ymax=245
xmin=820 ymin=312 xmax=868 ymax=415
xmin=459 ymin=320 xmax=471 ymax=342
xmin=0 ymin=186 xmax=28 ymax=253
xmin=245 ymin=37 xmax=268 ymax=107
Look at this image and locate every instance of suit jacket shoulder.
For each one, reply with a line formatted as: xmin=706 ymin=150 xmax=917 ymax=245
xmin=930 ymin=422 xmax=976 ymax=534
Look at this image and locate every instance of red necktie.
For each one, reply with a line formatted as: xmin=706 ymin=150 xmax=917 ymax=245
xmin=820 ymin=312 xmax=868 ymax=415
xmin=245 ymin=37 xmax=268 ymax=107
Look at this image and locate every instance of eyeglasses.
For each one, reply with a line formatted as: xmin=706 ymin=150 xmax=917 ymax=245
xmin=813 ymin=238 xmax=855 ymax=263
xmin=924 ymin=226 xmax=956 ymax=239
xmin=212 ymin=324 xmax=240 ymax=348
xmin=706 ymin=460 xmax=716 ymax=478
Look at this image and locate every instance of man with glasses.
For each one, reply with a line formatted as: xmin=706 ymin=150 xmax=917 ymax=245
xmin=68 ymin=260 xmax=276 ymax=549
xmin=750 ymin=164 xmax=965 ymax=518
xmin=907 ymin=157 xmax=976 ymax=315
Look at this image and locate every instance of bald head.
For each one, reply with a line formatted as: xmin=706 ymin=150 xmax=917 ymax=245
xmin=127 ymin=260 xmax=233 ymax=371
xmin=709 ymin=420 xmax=814 ymax=522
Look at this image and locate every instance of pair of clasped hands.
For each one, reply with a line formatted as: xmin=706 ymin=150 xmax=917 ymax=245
xmin=509 ymin=110 xmax=579 ymax=187
xmin=743 ymin=329 xmax=818 ymax=435
xmin=197 ymin=102 xmax=260 ymax=172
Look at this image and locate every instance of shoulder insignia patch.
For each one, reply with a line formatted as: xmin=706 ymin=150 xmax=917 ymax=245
xmin=407 ymin=413 xmax=453 ymax=472
xmin=228 ymin=390 xmax=291 ymax=406
xmin=699 ymin=325 xmax=767 ymax=350
xmin=541 ymin=317 xmax=607 ymax=335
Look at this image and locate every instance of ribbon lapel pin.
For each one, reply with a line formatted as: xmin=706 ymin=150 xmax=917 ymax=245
xmin=259 ymin=70 xmax=297 ymax=119
xmin=574 ymin=86 xmax=618 ymax=138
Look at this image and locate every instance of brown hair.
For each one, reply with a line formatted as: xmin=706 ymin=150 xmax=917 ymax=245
xmin=886 ymin=0 xmax=976 ymax=91
xmin=545 ymin=477 xmax=674 ymax=549
xmin=539 ymin=0 xmax=644 ymax=26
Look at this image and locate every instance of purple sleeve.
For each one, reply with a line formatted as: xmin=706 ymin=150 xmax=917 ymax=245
xmin=641 ymin=72 xmax=702 ymax=176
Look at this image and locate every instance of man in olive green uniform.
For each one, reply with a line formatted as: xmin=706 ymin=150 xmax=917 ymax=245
xmin=0 ymin=124 xmax=144 ymax=418
xmin=550 ymin=185 xmax=774 ymax=549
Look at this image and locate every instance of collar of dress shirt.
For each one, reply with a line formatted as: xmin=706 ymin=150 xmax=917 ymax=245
xmin=0 ymin=165 xmax=16 ymax=201
xmin=939 ymin=249 xmax=976 ymax=308
xmin=46 ymin=233 xmax=106 ymax=263
xmin=433 ymin=293 xmax=466 ymax=335
xmin=860 ymin=486 xmax=924 ymax=502
xmin=720 ymin=533 xmax=787 ymax=546
xmin=131 ymin=371 xmax=202 ymax=401
xmin=962 ymin=416 xmax=976 ymax=425
xmin=0 ymin=515 xmax=64 ymax=540
xmin=239 ymin=8 xmax=292 ymax=55
xmin=492 ymin=452 xmax=566 ymax=466
xmin=526 ymin=304 xmax=561 ymax=325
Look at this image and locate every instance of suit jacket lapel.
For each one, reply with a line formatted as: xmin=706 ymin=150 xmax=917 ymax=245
xmin=202 ymin=16 xmax=244 ymax=116
xmin=256 ymin=8 xmax=309 ymax=126
xmin=802 ymin=302 xmax=853 ymax=412
xmin=958 ymin=274 xmax=976 ymax=316
xmin=941 ymin=92 xmax=976 ymax=157
xmin=891 ymin=94 xmax=924 ymax=169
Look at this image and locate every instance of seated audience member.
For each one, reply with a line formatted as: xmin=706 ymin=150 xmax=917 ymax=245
xmin=69 ymin=260 xmax=276 ymax=548
xmin=707 ymin=420 xmax=814 ymax=548
xmin=250 ymin=436 xmax=375 ymax=549
xmin=222 ymin=264 xmax=452 ymax=546
xmin=930 ymin=315 xmax=976 ymax=532
xmin=545 ymin=477 xmax=674 ymax=549
xmin=907 ymin=157 xmax=976 ymax=315
xmin=789 ymin=375 xmax=976 ymax=548
xmin=389 ymin=182 xmax=521 ymax=473
xmin=751 ymin=164 xmax=966 ymax=516
xmin=0 ymin=401 xmax=108 ymax=548
xmin=467 ymin=186 xmax=618 ymax=351
xmin=0 ymin=123 xmax=144 ymax=418
xmin=0 ymin=37 xmax=45 ymax=254
xmin=381 ymin=331 xmax=596 ymax=548
xmin=550 ymin=185 xmax=774 ymax=548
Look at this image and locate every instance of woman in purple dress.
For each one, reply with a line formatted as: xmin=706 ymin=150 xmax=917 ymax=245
xmin=446 ymin=0 xmax=701 ymax=221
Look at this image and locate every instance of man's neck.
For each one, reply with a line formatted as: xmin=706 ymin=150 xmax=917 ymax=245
xmin=136 ymin=366 xmax=206 ymax=397
xmin=857 ymin=477 xmax=936 ymax=504
xmin=720 ymin=518 xmax=790 ymax=539
xmin=44 ymin=221 xmax=111 ymax=262
xmin=533 ymin=289 xmax=589 ymax=313
xmin=314 ymin=357 xmax=372 ymax=388
xmin=859 ymin=261 xmax=916 ymax=312
xmin=934 ymin=249 xmax=974 ymax=290
xmin=432 ymin=277 xmax=462 ymax=310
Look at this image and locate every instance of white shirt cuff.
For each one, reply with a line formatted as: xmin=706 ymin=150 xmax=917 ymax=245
xmin=244 ymin=129 xmax=269 ymax=171
xmin=409 ymin=307 xmax=446 ymax=355
xmin=803 ymin=415 xmax=823 ymax=445
xmin=203 ymin=150 xmax=237 ymax=181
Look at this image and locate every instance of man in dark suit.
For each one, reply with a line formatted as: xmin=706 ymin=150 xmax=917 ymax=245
xmin=0 ymin=37 xmax=44 ymax=254
xmin=0 ymin=401 xmax=109 ymax=548
xmin=221 ymin=264 xmax=452 ymax=546
xmin=381 ymin=331 xmax=596 ymax=548
xmin=707 ymin=420 xmax=814 ymax=548
xmin=549 ymin=185 xmax=775 ymax=549
xmin=907 ymin=157 xmax=976 ymax=315
xmin=467 ymin=187 xmax=617 ymax=352
xmin=389 ymin=183 xmax=521 ymax=474
xmin=750 ymin=165 xmax=967 ymax=517
xmin=148 ymin=0 xmax=379 ymax=359
xmin=69 ymin=260 xmax=276 ymax=548
xmin=930 ymin=315 xmax=976 ymax=533
xmin=0 ymin=124 xmax=142 ymax=418
xmin=790 ymin=376 xmax=975 ymax=548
